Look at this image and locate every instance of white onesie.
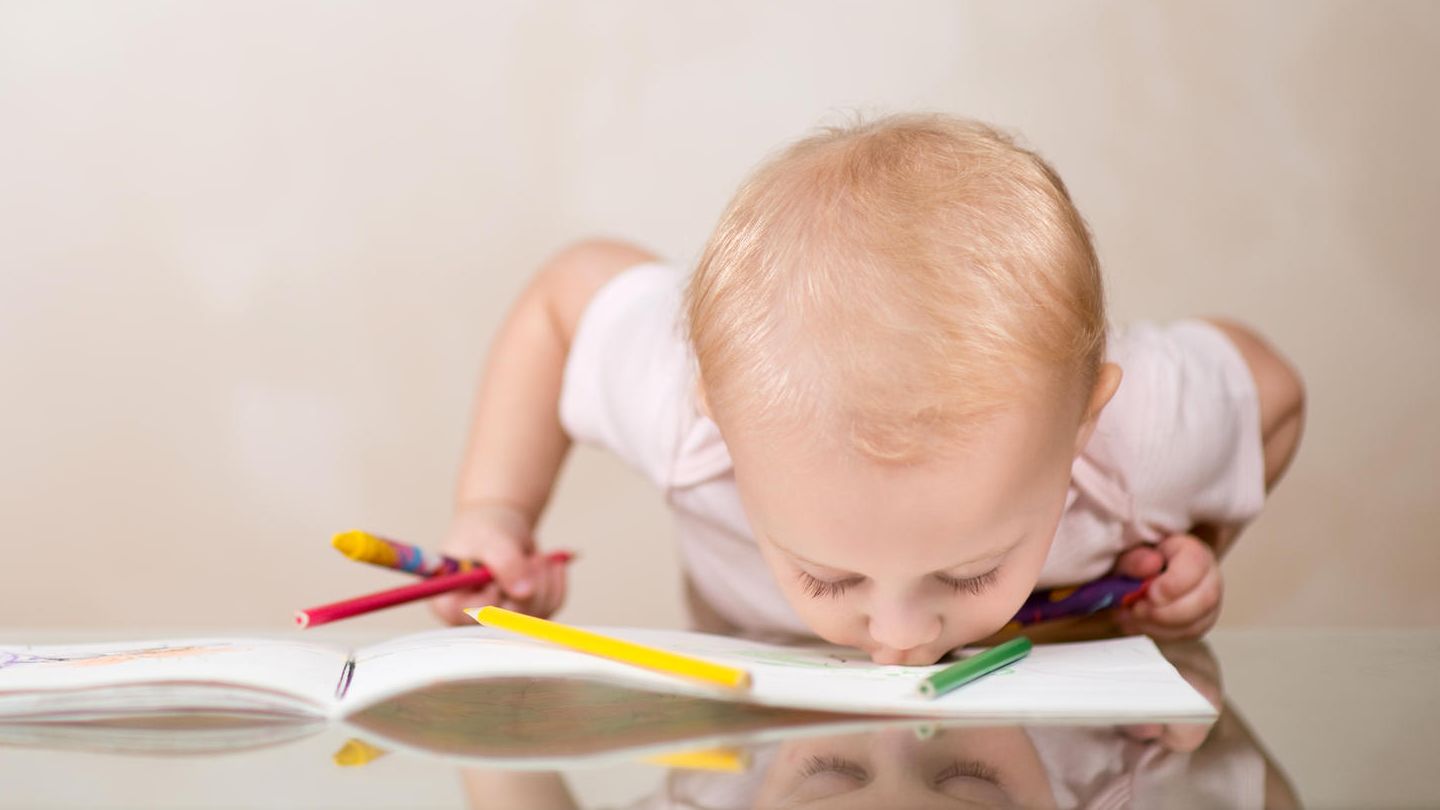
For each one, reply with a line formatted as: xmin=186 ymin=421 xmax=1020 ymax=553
xmin=559 ymin=262 xmax=1265 ymax=639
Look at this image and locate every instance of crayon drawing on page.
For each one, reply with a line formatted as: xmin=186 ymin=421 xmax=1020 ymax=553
xmin=0 ymin=644 xmax=238 ymax=672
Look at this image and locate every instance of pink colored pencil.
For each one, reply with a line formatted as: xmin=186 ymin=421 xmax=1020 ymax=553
xmin=295 ymin=550 xmax=574 ymax=629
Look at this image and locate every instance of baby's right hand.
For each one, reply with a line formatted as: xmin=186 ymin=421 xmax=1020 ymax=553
xmin=428 ymin=501 xmax=568 ymax=625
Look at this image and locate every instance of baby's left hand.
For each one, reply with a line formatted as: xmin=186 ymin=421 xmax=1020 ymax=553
xmin=1115 ymin=533 xmax=1222 ymax=641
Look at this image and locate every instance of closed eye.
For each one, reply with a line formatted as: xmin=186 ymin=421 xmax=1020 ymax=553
xmin=797 ymin=569 xmax=1001 ymax=599
xmin=934 ymin=758 xmax=1001 ymax=787
xmin=936 ymin=568 xmax=1000 ymax=595
xmin=797 ymin=571 xmax=861 ymax=599
xmin=800 ymin=754 xmax=869 ymax=783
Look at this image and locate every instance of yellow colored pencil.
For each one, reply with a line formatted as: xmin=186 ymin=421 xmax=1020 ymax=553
xmin=643 ymin=746 xmax=751 ymax=773
xmin=465 ymin=606 xmax=752 ymax=691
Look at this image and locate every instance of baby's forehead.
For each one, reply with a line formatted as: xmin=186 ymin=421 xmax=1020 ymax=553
xmin=689 ymin=113 xmax=1105 ymax=463
xmin=776 ymin=509 xmax=1029 ymax=581
xmin=721 ymin=339 xmax=1082 ymax=466
xmin=730 ymin=402 xmax=1075 ymax=561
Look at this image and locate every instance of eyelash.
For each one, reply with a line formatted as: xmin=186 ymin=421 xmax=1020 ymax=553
xmin=934 ymin=758 xmax=1001 ymax=786
xmin=796 ymin=568 xmax=1000 ymax=599
xmin=800 ymin=755 xmax=869 ymax=783
xmin=797 ymin=571 xmax=861 ymax=599
xmin=936 ymin=568 xmax=1001 ymax=595
xmin=798 ymin=755 xmax=998 ymax=788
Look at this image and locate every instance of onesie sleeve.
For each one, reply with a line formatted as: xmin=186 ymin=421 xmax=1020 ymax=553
xmin=1097 ymin=320 xmax=1267 ymax=539
xmin=558 ymin=262 xmax=695 ymax=490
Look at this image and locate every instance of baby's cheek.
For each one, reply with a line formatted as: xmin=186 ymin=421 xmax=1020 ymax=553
xmin=790 ymin=597 xmax=866 ymax=647
xmin=948 ymin=591 xmax=1030 ymax=643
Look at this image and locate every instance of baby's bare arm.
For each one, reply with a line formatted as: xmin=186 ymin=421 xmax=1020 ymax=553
xmin=1032 ymin=324 xmax=1305 ymax=644
xmin=454 ymin=238 xmax=658 ymax=519
xmin=1196 ymin=319 xmax=1306 ymax=557
xmin=1202 ymin=319 xmax=1306 ymax=493
xmin=1104 ymin=320 xmax=1305 ymax=640
xmin=430 ymin=238 xmax=658 ymax=623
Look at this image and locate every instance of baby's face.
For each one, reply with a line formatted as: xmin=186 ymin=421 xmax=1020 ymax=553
xmin=726 ymin=397 xmax=1082 ymax=665
xmin=754 ymin=725 xmax=1055 ymax=808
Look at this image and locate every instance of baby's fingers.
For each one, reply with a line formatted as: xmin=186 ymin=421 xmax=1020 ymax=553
xmin=1115 ymin=545 xmax=1165 ymax=579
xmin=478 ymin=538 xmax=537 ymax=600
xmin=1126 ymin=610 xmax=1219 ymax=642
xmin=527 ymin=553 xmax=570 ymax=616
xmin=494 ymin=555 xmax=564 ymax=617
xmin=1145 ymin=565 xmax=1222 ymax=627
xmin=1149 ymin=535 xmax=1213 ymax=604
xmin=521 ymin=555 xmax=554 ymax=613
xmin=537 ymin=557 xmax=568 ymax=618
xmin=429 ymin=582 xmax=504 ymax=625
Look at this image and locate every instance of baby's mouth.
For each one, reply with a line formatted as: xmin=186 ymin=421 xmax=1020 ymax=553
xmin=868 ymin=646 xmax=946 ymax=667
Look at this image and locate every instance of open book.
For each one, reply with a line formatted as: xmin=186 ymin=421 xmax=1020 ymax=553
xmin=0 ymin=627 xmax=1213 ymax=761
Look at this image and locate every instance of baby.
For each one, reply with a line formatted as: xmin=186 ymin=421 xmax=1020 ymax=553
xmin=431 ymin=114 xmax=1305 ymax=666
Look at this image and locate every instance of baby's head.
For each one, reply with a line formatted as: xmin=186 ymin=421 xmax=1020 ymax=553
xmin=686 ymin=114 xmax=1122 ymax=664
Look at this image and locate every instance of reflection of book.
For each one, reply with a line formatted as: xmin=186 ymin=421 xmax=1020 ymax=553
xmin=349 ymin=678 xmax=881 ymax=769
xmin=0 ymin=628 xmax=1212 ymax=760
xmin=0 ymin=715 xmax=324 ymax=757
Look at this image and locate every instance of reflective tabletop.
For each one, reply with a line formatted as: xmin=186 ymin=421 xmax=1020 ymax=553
xmin=1 ymin=629 xmax=1435 ymax=808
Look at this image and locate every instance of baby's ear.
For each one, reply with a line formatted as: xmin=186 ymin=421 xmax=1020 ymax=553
xmin=694 ymin=380 xmax=714 ymax=421
xmin=1074 ymin=362 xmax=1123 ymax=455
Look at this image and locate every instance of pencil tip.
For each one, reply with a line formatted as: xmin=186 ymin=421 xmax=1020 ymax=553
xmin=331 ymin=530 xmax=366 ymax=555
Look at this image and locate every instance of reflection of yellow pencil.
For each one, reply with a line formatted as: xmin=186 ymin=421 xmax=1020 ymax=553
xmin=465 ymin=606 xmax=752 ymax=690
xmin=644 ymin=746 xmax=751 ymax=773
xmin=332 ymin=738 xmax=388 ymax=767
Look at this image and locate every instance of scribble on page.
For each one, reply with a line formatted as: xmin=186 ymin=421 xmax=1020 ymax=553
xmin=0 ymin=644 xmax=236 ymax=671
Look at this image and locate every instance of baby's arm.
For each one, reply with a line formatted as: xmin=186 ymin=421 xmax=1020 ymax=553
xmin=1117 ymin=320 xmax=1306 ymax=639
xmin=429 ymin=239 xmax=660 ymax=624
xmin=1193 ymin=319 xmax=1307 ymax=553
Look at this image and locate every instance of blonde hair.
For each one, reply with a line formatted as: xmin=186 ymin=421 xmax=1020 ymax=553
xmin=685 ymin=113 xmax=1106 ymax=462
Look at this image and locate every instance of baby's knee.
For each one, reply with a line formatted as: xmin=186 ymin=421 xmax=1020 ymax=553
xmin=1204 ymin=319 xmax=1306 ymax=488
xmin=542 ymin=237 xmax=659 ymax=280
xmin=1205 ymin=319 xmax=1305 ymax=436
xmin=533 ymin=238 xmax=662 ymax=339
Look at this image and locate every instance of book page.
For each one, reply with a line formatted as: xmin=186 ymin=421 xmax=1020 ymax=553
xmin=611 ymin=629 xmax=1216 ymax=720
xmin=342 ymin=627 xmax=668 ymax=712
xmin=708 ymin=635 xmax=1215 ymax=720
xmin=0 ymin=638 xmax=349 ymax=720
xmin=346 ymin=627 xmax=1214 ymax=721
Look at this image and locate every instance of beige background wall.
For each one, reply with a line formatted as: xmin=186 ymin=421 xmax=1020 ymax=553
xmin=1 ymin=1 xmax=1436 ymax=633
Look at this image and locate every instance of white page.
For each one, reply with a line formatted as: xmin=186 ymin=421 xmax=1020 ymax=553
xmin=344 ymin=627 xmax=1214 ymax=721
xmin=341 ymin=627 xmax=656 ymax=712
xmin=619 ymin=628 xmax=1217 ymax=720
xmin=0 ymin=638 xmax=348 ymax=720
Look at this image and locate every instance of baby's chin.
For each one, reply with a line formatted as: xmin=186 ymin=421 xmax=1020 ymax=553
xmin=800 ymin=627 xmax=961 ymax=666
xmin=804 ymin=629 xmax=942 ymax=665
xmin=846 ymin=629 xmax=1010 ymax=665
xmin=865 ymin=646 xmax=951 ymax=667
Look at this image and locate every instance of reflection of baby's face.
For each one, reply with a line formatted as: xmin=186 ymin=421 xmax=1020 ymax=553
xmin=729 ymin=396 xmax=1079 ymax=665
xmin=754 ymin=726 xmax=1056 ymax=808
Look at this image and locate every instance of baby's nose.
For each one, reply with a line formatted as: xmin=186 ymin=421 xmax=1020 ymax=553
xmin=867 ymin=606 xmax=942 ymax=655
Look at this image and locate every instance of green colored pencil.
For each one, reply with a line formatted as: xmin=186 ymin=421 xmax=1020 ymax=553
xmin=917 ymin=636 xmax=1032 ymax=699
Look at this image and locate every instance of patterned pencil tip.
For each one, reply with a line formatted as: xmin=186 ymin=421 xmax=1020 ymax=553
xmin=331 ymin=529 xmax=370 ymax=558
